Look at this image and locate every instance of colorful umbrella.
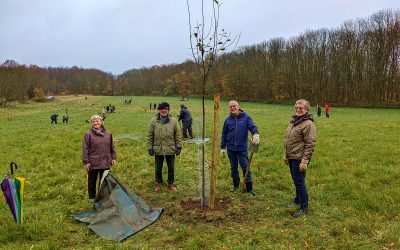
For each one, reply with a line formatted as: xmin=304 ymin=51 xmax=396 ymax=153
xmin=1 ymin=162 xmax=25 ymax=224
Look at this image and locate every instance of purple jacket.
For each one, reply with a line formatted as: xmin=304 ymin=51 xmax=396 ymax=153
xmin=82 ymin=128 xmax=116 ymax=170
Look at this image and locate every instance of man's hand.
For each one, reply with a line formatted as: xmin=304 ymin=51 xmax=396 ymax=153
xmin=284 ymin=158 xmax=289 ymax=165
xmin=111 ymin=159 xmax=116 ymax=165
xmin=251 ymin=134 xmax=260 ymax=145
xmin=221 ymin=149 xmax=227 ymax=158
xmin=299 ymin=163 xmax=308 ymax=172
xmin=148 ymin=149 xmax=154 ymax=156
xmin=84 ymin=163 xmax=91 ymax=172
xmin=175 ymin=147 xmax=182 ymax=156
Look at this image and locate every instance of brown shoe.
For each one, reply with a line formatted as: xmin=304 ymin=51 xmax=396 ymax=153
xmin=168 ymin=184 xmax=177 ymax=192
xmin=154 ymin=183 xmax=163 ymax=192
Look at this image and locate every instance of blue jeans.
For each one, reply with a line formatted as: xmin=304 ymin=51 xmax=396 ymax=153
xmin=227 ymin=150 xmax=252 ymax=186
xmin=289 ymin=159 xmax=308 ymax=209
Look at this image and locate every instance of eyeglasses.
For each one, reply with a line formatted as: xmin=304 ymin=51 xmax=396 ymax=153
xmin=295 ymin=106 xmax=305 ymax=110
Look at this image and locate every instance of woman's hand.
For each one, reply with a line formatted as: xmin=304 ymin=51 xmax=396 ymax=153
xmin=111 ymin=159 xmax=116 ymax=165
xmin=84 ymin=163 xmax=91 ymax=172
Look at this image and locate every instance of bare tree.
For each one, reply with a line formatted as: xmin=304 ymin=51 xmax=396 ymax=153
xmin=186 ymin=0 xmax=239 ymax=208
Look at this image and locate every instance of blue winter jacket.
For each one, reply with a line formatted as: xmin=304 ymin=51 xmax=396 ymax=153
xmin=178 ymin=107 xmax=192 ymax=123
xmin=221 ymin=111 xmax=258 ymax=151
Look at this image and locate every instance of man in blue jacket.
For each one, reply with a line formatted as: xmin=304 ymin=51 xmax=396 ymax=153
xmin=221 ymin=100 xmax=260 ymax=195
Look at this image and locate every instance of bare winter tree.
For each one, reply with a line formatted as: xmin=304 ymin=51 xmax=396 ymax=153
xmin=186 ymin=0 xmax=240 ymax=208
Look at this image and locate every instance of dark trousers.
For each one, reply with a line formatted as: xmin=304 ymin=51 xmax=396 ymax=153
xmin=227 ymin=150 xmax=252 ymax=186
xmin=155 ymin=155 xmax=175 ymax=184
xmin=289 ymin=159 xmax=308 ymax=209
xmin=182 ymin=122 xmax=193 ymax=138
xmin=88 ymin=168 xmax=108 ymax=199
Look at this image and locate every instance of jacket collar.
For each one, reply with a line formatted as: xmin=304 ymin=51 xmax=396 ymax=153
xmin=230 ymin=109 xmax=244 ymax=118
xmin=291 ymin=113 xmax=314 ymax=125
xmin=157 ymin=113 xmax=170 ymax=124
xmin=91 ymin=127 xmax=105 ymax=136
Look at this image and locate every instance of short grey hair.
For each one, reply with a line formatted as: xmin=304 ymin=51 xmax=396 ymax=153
xmin=90 ymin=114 xmax=103 ymax=122
xmin=295 ymin=99 xmax=310 ymax=111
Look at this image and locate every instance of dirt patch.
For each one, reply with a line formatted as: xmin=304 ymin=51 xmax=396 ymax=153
xmin=179 ymin=196 xmax=232 ymax=212
xmin=177 ymin=196 xmax=239 ymax=223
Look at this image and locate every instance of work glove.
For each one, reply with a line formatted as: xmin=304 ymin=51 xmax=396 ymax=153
xmin=284 ymin=158 xmax=289 ymax=165
xmin=299 ymin=163 xmax=308 ymax=173
xmin=148 ymin=149 xmax=154 ymax=156
xmin=221 ymin=149 xmax=227 ymax=158
xmin=251 ymin=134 xmax=260 ymax=145
xmin=175 ymin=147 xmax=182 ymax=156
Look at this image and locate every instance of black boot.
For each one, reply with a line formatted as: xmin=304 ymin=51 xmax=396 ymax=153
xmin=291 ymin=208 xmax=308 ymax=218
xmin=231 ymin=181 xmax=240 ymax=192
xmin=246 ymin=182 xmax=256 ymax=196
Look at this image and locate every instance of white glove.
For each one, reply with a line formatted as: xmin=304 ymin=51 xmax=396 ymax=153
xmin=251 ymin=134 xmax=260 ymax=145
xmin=221 ymin=149 xmax=227 ymax=158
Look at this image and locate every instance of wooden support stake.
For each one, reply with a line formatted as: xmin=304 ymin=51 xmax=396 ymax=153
xmin=209 ymin=94 xmax=220 ymax=209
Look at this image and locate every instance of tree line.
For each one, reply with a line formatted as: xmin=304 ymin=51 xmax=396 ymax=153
xmin=1 ymin=9 xmax=399 ymax=107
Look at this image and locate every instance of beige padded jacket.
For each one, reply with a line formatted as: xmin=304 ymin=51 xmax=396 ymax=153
xmin=284 ymin=114 xmax=316 ymax=164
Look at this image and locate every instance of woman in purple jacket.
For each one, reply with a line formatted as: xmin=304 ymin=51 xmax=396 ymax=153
xmin=82 ymin=115 xmax=116 ymax=203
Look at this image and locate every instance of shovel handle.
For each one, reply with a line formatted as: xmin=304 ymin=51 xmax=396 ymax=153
xmin=10 ymin=161 xmax=18 ymax=176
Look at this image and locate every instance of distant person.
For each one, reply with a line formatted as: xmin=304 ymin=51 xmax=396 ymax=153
xmin=316 ymin=104 xmax=321 ymax=117
xmin=178 ymin=104 xmax=193 ymax=139
xmin=50 ymin=114 xmax=58 ymax=124
xmin=82 ymin=115 xmax=116 ymax=203
xmin=220 ymin=100 xmax=260 ymax=196
xmin=98 ymin=112 xmax=106 ymax=121
xmin=284 ymin=99 xmax=316 ymax=218
xmin=150 ymin=102 xmax=152 ymax=110
xmin=147 ymin=102 xmax=182 ymax=192
xmin=63 ymin=114 xmax=69 ymax=123
xmin=324 ymin=103 xmax=330 ymax=118
xmin=153 ymin=103 xmax=157 ymax=109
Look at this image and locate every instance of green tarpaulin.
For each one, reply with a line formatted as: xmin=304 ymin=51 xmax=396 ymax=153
xmin=72 ymin=171 xmax=163 ymax=242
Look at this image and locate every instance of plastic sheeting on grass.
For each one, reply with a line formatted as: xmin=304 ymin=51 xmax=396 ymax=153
xmin=72 ymin=171 xmax=163 ymax=242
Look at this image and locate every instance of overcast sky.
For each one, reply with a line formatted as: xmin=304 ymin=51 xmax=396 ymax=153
xmin=1 ymin=0 xmax=399 ymax=75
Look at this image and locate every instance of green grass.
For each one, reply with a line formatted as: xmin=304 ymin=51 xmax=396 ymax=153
xmin=0 ymin=95 xmax=399 ymax=249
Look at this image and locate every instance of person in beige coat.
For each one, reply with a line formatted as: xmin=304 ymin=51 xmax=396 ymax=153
xmin=284 ymin=99 xmax=316 ymax=217
xmin=147 ymin=102 xmax=182 ymax=192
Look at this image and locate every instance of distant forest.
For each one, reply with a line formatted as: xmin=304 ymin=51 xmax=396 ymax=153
xmin=1 ymin=9 xmax=399 ymax=107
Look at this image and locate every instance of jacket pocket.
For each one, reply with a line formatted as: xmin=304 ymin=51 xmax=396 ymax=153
xmin=153 ymin=145 xmax=160 ymax=154
xmin=89 ymin=156 xmax=101 ymax=167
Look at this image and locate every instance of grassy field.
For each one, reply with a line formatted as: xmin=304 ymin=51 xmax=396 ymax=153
xmin=0 ymin=95 xmax=399 ymax=249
